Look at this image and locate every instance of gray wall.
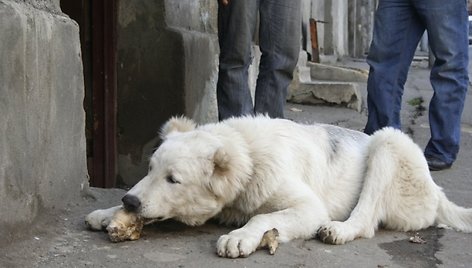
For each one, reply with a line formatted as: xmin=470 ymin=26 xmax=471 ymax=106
xmin=116 ymin=0 xmax=219 ymax=186
xmin=348 ymin=0 xmax=376 ymax=58
xmin=0 ymin=0 xmax=88 ymax=239
xmin=303 ymin=0 xmax=376 ymax=60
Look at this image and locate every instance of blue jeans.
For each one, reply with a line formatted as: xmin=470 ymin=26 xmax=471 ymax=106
xmin=216 ymin=0 xmax=301 ymax=120
xmin=365 ymin=0 xmax=469 ymax=164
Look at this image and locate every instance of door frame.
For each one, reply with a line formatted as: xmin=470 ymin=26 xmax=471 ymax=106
xmin=91 ymin=0 xmax=117 ymax=188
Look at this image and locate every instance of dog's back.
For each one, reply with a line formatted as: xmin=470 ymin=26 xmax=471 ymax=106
xmin=219 ymin=116 xmax=371 ymax=221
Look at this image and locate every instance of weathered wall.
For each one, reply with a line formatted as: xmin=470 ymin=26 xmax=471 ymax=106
xmin=116 ymin=0 xmax=218 ymax=186
xmin=348 ymin=0 xmax=376 ymax=58
xmin=166 ymin=0 xmax=219 ymax=124
xmin=9 ymin=0 xmax=61 ymax=13
xmin=329 ymin=1 xmax=349 ymax=57
xmin=0 ymin=0 xmax=88 ymax=238
xmin=304 ymin=0 xmax=375 ymax=60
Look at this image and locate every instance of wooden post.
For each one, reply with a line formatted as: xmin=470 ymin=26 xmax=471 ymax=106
xmin=309 ymin=18 xmax=320 ymax=63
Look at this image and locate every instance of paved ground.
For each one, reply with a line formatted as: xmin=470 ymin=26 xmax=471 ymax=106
xmin=1 ymin=58 xmax=472 ymax=268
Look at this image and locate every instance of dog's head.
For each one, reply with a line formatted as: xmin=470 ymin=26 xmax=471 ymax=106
xmin=123 ymin=116 xmax=252 ymax=226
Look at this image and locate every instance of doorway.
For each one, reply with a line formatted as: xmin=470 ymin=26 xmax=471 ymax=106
xmin=60 ymin=0 xmax=117 ymax=188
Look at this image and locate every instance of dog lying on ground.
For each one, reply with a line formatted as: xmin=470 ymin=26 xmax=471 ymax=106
xmin=85 ymin=116 xmax=472 ymax=258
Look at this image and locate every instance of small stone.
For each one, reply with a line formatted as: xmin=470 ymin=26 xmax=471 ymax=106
xmin=409 ymin=233 xmax=426 ymax=244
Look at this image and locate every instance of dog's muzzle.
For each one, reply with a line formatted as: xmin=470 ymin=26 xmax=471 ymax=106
xmin=122 ymin=194 xmax=141 ymax=212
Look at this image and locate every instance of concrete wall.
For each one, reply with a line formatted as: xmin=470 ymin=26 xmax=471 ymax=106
xmin=116 ymin=0 xmax=219 ymax=186
xmin=324 ymin=0 xmax=349 ymax=57
xmin=0 ymin=0 xmax=88 ymax=238
xmin=348 ymin=0 xmax=376 ymax=58
xmin=164 ymin=0 xmax=219 ymax=124
xmin=304 ymin=0 xmax=375 ymax=60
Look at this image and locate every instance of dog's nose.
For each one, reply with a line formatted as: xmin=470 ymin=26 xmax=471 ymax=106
xmin=122 ymin=194 xmax=141 ymax=212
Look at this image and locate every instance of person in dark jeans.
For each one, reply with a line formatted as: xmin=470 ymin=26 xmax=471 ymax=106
xmin=216 ymin=0 xmax=301 ymax=120
xmin=364 ymin=0 xmax=469 ymax=171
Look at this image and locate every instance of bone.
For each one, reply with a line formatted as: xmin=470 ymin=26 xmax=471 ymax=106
xmin=258 ymin=228 xmax=279 ymax=255
xmin=106 ymin=208 xmax=144 ymax=242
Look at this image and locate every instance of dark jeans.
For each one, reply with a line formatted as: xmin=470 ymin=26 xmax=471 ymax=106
xmin=216 ymin=0 xmax=301 ymax=120
xmin=365 ymin=0 xmax=469 ymax=164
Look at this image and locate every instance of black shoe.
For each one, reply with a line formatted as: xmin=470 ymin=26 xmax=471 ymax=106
xmin=425 ymin=156 xmax=452 ymax=171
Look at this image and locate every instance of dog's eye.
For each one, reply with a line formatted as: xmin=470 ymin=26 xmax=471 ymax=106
xmin=166 ymin=175 xmax=180 ymax=184
xmin=148 ymin=165 xmax=152 ymax=172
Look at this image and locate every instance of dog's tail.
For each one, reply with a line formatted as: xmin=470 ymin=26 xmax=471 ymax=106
xmin=436 ymin=191 xmax=472 ymax=232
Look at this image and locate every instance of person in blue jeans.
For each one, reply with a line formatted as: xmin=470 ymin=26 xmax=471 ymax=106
xmin=364 ymin=0 xmax=469 ymax=171
xmin=216 ymin=0 xmax=301 ymax=120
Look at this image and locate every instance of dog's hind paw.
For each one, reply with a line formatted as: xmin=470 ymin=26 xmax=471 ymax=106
xmin=317 ymin=221 xmax=356 ymax=245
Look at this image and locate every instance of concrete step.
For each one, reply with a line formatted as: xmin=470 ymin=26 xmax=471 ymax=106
xmin=308 ymin=62 xmax=368 ymax=83
xmin=288 ymin=80 xmax=362 ymax=112
xmin=288 ymin=52 xmax=365 ymax=112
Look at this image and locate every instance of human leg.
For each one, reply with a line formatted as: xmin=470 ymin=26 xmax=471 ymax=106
xmin=416 ymin=0 xmax=469 ymax=165
xmin=255 ymin=0 xmax=301 ymax=118
xmin=216 ymin=0 xmax=259 ymax=120
xmin=364 ymin=0 xmax=425 ymax=134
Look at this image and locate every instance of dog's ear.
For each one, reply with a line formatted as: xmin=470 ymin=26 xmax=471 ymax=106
xmin=213 ymin=147 xmax=230 ymax=175
xmin=208 ymin=147 xmax=231 ymax=198
xmin=160 ymin=116 xmax=196 ymax=139
xmin=208 ymin=145 xmax=252 ymax=200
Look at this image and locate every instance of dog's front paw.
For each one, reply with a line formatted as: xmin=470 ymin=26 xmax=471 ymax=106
xmin=85 ymin=207 xmax=119 ymax=231
xmin=216 ymin=230 xmax=260 ymax=258
xmin=317 ymin=221 xmax=355 ymax=245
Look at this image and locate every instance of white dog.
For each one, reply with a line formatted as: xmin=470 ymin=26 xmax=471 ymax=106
xmin=86 ymin=116 xmax=472 ymax=258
